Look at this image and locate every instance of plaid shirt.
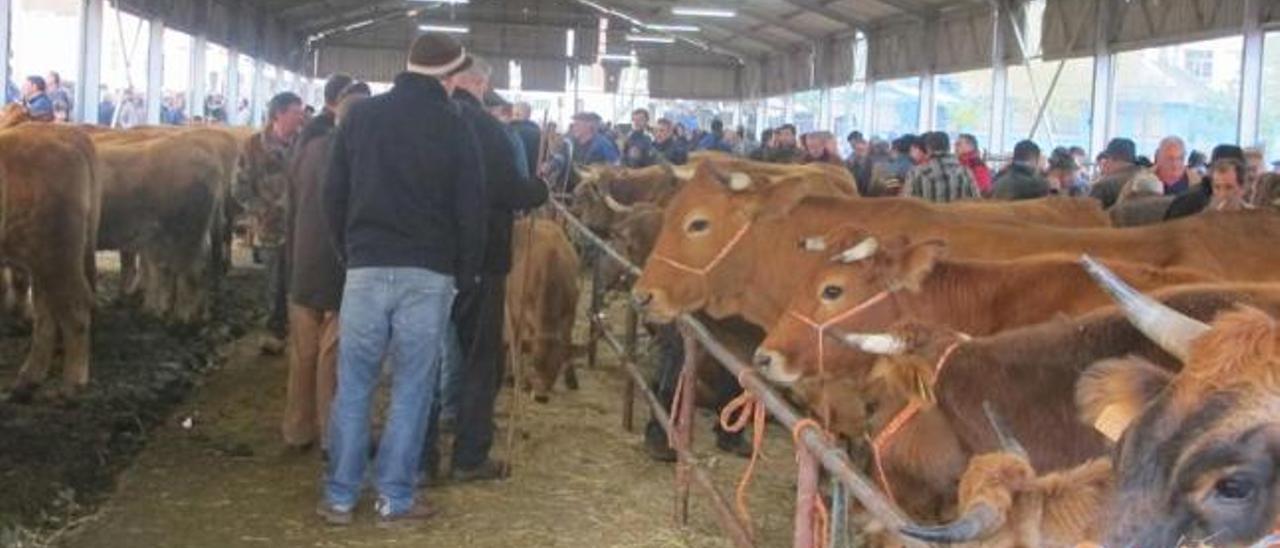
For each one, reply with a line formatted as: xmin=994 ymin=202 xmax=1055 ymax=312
xmin=907 ymin=153 xmax=980 ymax=203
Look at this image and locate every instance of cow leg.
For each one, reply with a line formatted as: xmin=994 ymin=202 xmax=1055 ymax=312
xmin=12 ymin=289 xmax=56 ymax=401
xmin=173 ymin=266 xmax=206 ymax=324
xmin=48 ymin=275 xmax=92 ymax=394
xmin=119 ymin=250 xmax=142 ymax=299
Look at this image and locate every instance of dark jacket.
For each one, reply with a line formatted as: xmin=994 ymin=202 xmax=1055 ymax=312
xmin=653 ymin=137 xmax=689 ymax=165
xmin=323 ymin=72 xmax=487 ymax=282
xmin=1165 ymin=182 xmax=1212 ymax=221
xmin=454 ymin=88 xmax=549 ymax=275
xmin=288 ymin=110 xmax=344 ymax=310
xmin=695 ymin=133 xmax=733 ymax=153
xmin=622 ymin=130 xmax=656 ymax=167
xmin=510 ymin=119 xmax=542 ymax=177
xmin=1109 ymin=195 xmax=1175 ymax=227
xmin=1088 ymin=164 xmax=1143 ymax=209
xmin=846 ymin=156 xmax=873 ymax=196
xmin=992 ymin=163 xmax=1050 ymax=201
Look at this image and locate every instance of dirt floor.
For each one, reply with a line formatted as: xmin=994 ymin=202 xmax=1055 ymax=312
xmin=1 ymin=256 xmax=805 ymax=547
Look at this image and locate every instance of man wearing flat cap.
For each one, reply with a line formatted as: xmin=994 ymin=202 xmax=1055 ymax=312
xmin=320 ymin=31 xmax=487 ymax=527
xmin=1088 ymin=138 xmax=1146 ymax=209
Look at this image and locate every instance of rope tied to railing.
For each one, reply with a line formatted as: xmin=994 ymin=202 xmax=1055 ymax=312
xmin=666 ymin=367 xmax=689 ymax=450
xmin=793 ymin=418 xmax=832 ymax=548
xmin=717 ymin=370 xmax=768 ymax=539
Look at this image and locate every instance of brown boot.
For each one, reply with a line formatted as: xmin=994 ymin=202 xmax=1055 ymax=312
xmin=376 ymin=500 xmax=439 ymax=529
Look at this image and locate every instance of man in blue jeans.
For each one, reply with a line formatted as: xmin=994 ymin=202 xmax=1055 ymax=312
xmin=319 ymin=32 xmax=487 ymax=527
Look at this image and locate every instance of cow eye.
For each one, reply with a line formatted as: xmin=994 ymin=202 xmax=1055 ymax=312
xmin=1212 ymin=477 xmax=1254 ymax=502
xmin=686 ymin=219 xmax=710 ymax=234
xmin=821 ymin=285 xmax=844 ymax=301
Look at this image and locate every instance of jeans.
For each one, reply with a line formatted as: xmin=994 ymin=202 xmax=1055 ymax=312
xmin=325 ymin=267 xmax=455 ymax=516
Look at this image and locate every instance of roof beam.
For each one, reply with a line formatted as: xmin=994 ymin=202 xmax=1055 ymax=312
xmin=778 ymin=0 xmax=870 ymax=31
xmin=298 ymin=0 xmax=406 ymax=35
xmin=870 ymin=0 xmax=936 ymax=20
xmin=573 ymin=0 xmax=758 ymax=62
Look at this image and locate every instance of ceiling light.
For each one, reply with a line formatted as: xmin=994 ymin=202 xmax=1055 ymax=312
xmin=599 ymin=53 xmax=635 ymax=62
xmin=647 ymin=24 xmax=700 ymax=32
xmin=626 ymin=34 xmax=675 ymax=44
xmin=671 ymin=7 xmax=736 ymax=17
xmin=408 ymin=0 xmax=469 ymax=4
xmin=419 ymin=24 xmax=469 ymax=34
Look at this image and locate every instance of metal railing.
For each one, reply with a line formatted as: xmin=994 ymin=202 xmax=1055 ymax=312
xmin=547 ymin=197 xmax=926 ymax=548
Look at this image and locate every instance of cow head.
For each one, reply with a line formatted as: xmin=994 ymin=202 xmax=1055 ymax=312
xmin=1078 ymin=257 xmax=1280 ymax=546
xmin=0 ymin=103 xmax=31 ymax=130
xmin=631 ymin=161 xmax=819 ymax=323
xmin=571 ymin=162 xmax=689 ymax=235
xmin=752 ymin=225 xmax=948 ymax=385
xmin=601 ymin=205 xmax=664 ymax=292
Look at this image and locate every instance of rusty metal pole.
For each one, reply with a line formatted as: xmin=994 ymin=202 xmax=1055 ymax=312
xmin=622 ymin=303 xmax=639 ymax=432
xmin=674 ymin=327 xmax=698 ymax=526
xmin=587 ymin=255 xmax=604 ymax=370
xmin=793 ymin=444 xmax=821 ymax=548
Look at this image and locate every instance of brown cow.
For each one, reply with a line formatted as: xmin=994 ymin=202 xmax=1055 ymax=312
xmin=632 ymin=165 xmax=1280 ymax=329
xmin=0 ymin=123 xmax=101 ymax=398
xmin=93 ymin=127 xmax=233 ymax=322
xmin=753 ymin=235 xmax=1217 ymax=384
xmin=507 ymin=218 xmax=581 ymax=402
xmin=1075 ymin=260 xmax=1280 ymax=546
xmin=897 ymin=406 xmax=1113 ymax=547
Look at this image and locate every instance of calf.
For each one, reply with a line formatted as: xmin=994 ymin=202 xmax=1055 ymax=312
xmin=507 ymin=218 xmax=581 ymax=402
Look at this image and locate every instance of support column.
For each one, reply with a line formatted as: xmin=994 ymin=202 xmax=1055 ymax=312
xmin=145 ymin=17 xmax=164 ymax=125
xmin=77 ymin=0 xmax=103 ymax=124
xmin=863 ymin=79 xmax=876 ymax=135
xmin=989 ymin=4 xmax=1009 ymax=154
xmin=250 ymin=56 xmax=263 ymax=126
xmin=1239 ymin=0 xmax=1264 ymax=147
xmin=190 ymin=33 xmax=207 ymax=122
xmin=1 ymin=0 xmax=11 ymax=103
xmin=918 ymin=70 xmax=935 ymax=132
xmin=225 ymin=47 xmax=240 ymax=125
xmin=1088 ymin=0 xmax=1113 ymax=157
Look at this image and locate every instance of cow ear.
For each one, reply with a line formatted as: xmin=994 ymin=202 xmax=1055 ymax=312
xmin=890 ymin=240 xmax=947 ymax=293
xmin=1076 ymin=356 xmax=1173 ymax=442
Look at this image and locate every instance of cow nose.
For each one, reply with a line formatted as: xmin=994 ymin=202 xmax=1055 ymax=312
xmin=632 ymin=289 xmax=654 ymax=307
xmin=753 ymin=349 xmax=781 ymax=370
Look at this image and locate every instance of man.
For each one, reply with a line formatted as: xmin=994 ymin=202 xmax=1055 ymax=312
xmin=906 ymin=131 xmax=980 ymax=203
xmin=280 ymin=73 xmax=354 ymax=454
xmin=652 ymin=118 xmax=688 ymax=164
xmin=622 ymin=108 xmax=656 ymax=168
xmin=1088 ymin=137 xmax=1143 ymax=209
xmin=1245 ymin=147 xmax=1266 ymax=193
xmin=319 ymin=32 xmax=486 ymax=527
xmin=696 ymin=119 xmax=733 ymax=153
xmin=955 ymin=133 xmax=992 ymax=196
xmin=845 ymin=131 xmax=873 ymax=195
xmin=1164 ymin=145 xmax=1249 ymax=220
xmin=908 ymin=134 xmax=930 ymax=165
xmin=1046 ymin=147 xmax=1088 ymax=197
xmin=993 ymin=140 xmax=1050 ymax=201
xmin=763 ymin=123 xmax=803 ymax=163
xmin=1153 ymin=136 xmax=1197 ymax=195
xmin=570 ymin=111 xmax=620 ymax=166
xmin=510 ymin=102 xmax=542 ymax=176
xmin=749 ymin=128 xmax=774 ymax=161
xmin=97 ymin=89 xmax=116 ymax=126
xmin=802 ymin=131 xmax=841 ymax=165
xmin=21 ymin=76 xmax=54 ymax=122
xmin=46 ymin=71 xmax=73 ymax=120
xmin=233 ymin=92 xmax=307 ymax=353
xmin=438 ymin=57 xmax=549 ymax=482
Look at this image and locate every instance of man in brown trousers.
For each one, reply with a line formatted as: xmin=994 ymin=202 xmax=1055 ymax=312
xmin=281 ymin=73 xmax=356 ymax=452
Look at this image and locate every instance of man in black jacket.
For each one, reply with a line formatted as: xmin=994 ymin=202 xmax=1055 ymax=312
xmin=319 ymin=33 xmax=486 ymax=527
xmin=439 ymin=57 xmax=549 ymax=482
xmin=510 ymin=102 xmax=542 ymax=176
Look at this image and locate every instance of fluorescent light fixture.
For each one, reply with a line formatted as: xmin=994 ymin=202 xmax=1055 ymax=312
xmin=599 ymin=53 xmax=635 ymax=62
xmin=409 ymin=0 xmax=469 ymax=3
xmin=626 ymin=34 xmax=675 ymax=44
xmin=419 ymin=24 xmax=469 ymax=34
xmin=671 ymin=7 xmax=736 ymax=17
xmin=647 ymin=24 xmax=700 ymax=32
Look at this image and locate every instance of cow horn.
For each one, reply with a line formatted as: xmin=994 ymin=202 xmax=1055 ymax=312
xmin=899 ymin=503 xmax=1001 ymax=544
xmin=831 ymin=238 xmax=879 ymax=263
xmin=982 ymin=401 xmax=1029 ymax=460
xmin=603 ymin=193 xmax=633 ymax=213
xmin=1079 ymin=254 xmax=1209 ymax=362
xmin=727 ymin=172 xmax=753 ymax=191
xmin=839 ymin=333 xmax=906 ymax=355
xmin=573 ymin=165 xmax=597 ymax=185
xmin=672 ymin=164 xmax=697 ymax=181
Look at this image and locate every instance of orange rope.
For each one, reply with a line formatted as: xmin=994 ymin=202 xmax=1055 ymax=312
xmin=666 ymin=369 xmax=689 ymax=449
xmin=718 ymin=371 xmax=768 ymax=539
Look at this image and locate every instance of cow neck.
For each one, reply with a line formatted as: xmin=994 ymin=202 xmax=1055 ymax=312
xmin=866 ymin=336 xmax=968 ymax=506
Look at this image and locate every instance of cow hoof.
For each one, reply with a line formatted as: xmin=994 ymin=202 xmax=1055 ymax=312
xmin=8 ymin=382 xmax=39 ymax=404
xmin=534 ymin=394 xmax=550 ymax=404
xmin=564 ymin=373 xmax=580 ymax=391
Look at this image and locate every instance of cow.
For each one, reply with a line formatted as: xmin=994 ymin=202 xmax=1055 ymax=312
xmin=752 ymin=232 xmax=1218 ymax=385
xmin=630 ymin=163 xmax=1277 ymax=332
xmin=0 ymin=123 xmax=102 ymax=399
xmin=92 ymin=127 xmax=233 ymax=323
xmin=506 ymin=218 xmax=581 ymax=402
xmin=897 ymin=405 xmax=1113 ymax=547
xmin=799 ymin=284 xmax=1280 ymax=526
xmin=1075 ymin=259 xmax=1280 ymax=547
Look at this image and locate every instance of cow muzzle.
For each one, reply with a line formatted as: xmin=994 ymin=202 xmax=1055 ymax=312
xmin=752 ymin=349 xmax=798 ymax=385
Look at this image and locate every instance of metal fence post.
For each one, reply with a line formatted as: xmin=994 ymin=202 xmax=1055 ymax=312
xmin=622 ymin=303 xmax=639 ymax=432
xmin=794 ymin=444 xmax=821 ymax=548
xmin=674 ymin=327 xmax=698 ymax=526
xmin=587 ymin=254 xmax=604 ymax=370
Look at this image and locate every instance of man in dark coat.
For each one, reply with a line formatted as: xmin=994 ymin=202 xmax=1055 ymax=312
xmin=282 ymin=73 xmax=355 ymax=453
xmin=622 ymin=108 xmax=657 ymax=167
xmin=993 ymin=140 xmax=1050 ymax=200
xmin=652 ymin=118 xmax=689 ymax=164
xmin=438 ymin=57 xmax=549 ymax=482
xmin=510 ymin=102 xmax=542 ymax=176
xmin=1088 ymin=138 xmax=1144 ymax=209
xmin=320 ymin=33 xmax=487 ymax=526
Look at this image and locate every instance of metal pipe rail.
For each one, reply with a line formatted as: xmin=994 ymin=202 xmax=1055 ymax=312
xmin=546 ymin=197 xmax=927 ymax=548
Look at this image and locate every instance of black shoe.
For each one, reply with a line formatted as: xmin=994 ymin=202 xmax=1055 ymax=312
xmin=643 ymin=421 xmax=677 ymax=463
xmin=450 ymin=459 xmax=509 ymax=483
